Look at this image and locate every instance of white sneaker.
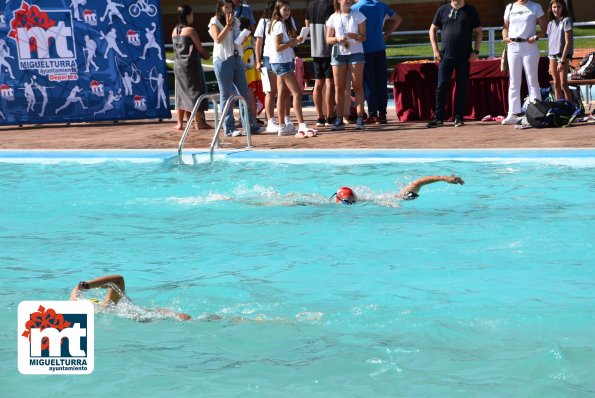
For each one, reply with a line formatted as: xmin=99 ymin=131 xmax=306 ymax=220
xmin=501 ymin=114 xmax=518 ymax=125
xmin=285 ymin=120 xmax=295 ymax=132
xmin=277 ymin=124 xmax=294 ymax=136
xmin=266 ymin=119 xmax=279 ymax=133
xmin=230 ymin=130 xmax=242 ymax=137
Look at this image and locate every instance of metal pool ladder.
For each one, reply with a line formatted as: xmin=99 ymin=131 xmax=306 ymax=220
xmin=177 ymin=93 xmax=219 ymax=163
xmin=177 ymin=94 xmax=253 ymax=164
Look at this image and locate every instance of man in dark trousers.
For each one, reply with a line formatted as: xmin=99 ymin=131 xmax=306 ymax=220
xmin=427 ymin=0 xmax=482 ymax=128
xmin=352 ymin=0 xmax=402 ymax=125
xmin=305 ymin=0 xmax=336 ymax=127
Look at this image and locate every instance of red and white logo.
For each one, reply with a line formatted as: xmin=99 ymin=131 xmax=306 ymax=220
xmin=133 ymin=95 xmax=146 ymax=111
xmin=82 ymin=9 xmax=97 ymax=26
xmin=0 ymin=84 xmax=15 ymax=101
xmin=18 ymin=301 xmax=94 ymax=375
xmin=8 ymin=1 xmax=77 ymax=76
xmin=90 ymin=80 xmax=104 ymax=97
xmin=127 ymin=30 xmax=141 ymax=47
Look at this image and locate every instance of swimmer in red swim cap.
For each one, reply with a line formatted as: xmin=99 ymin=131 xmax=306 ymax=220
xmin=331 ymin=186 xmax=357 ymax=204
xmin=331 ymin=175 xmax=464 ymax=204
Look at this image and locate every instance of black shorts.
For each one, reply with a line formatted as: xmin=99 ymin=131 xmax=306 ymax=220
xmin=312 ymin=57 xmax=333 ymax=79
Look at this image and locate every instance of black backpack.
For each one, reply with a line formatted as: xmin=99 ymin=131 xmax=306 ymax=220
xmin=525 ymin=99 xmax=580 ymax=128
xmin=571 ymin=52 xmax=595 ymax=80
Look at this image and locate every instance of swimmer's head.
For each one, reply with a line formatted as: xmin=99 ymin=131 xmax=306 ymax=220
xmin=401 ymin=191 xmax=419 ymax=201
xmin=331 ymin=186 xmax=357 ymax=205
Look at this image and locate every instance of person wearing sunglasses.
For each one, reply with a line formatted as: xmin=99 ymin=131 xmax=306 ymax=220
xmin=427 ymin=0 xmax=482 ymax=129
xmin=332 ymin=175 xmax=465 ymax=204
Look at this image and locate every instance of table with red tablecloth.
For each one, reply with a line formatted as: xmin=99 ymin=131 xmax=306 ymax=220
xmin=390 ymin=58 xmax=550 ymax=121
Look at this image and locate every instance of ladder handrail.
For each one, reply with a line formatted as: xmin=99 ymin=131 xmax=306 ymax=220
xmin=177 ymin=93 xmax=220 ymax=163
xmin=209 ymin=95 xmax=252 ymax=162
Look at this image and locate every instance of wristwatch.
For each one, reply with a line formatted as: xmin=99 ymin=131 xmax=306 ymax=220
xmin=472 ymin=50 xmax=480 ymax=54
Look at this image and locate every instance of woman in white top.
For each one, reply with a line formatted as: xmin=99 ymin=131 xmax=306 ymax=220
xmin=209 ymin=0 xmax=262 ymax=137
xmin=501 ymin=0 xmax=547 ymax=125
xmin=254 ymin=0 xmax=291 ymax=133
xmin=268 ymin=0 xmax=317 ymax=138
xmin=326 ymin=0 xmax=367 ymax=131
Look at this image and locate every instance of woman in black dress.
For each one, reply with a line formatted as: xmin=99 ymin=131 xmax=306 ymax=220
xmin=172 ymin=5 xmax=211 ymax=130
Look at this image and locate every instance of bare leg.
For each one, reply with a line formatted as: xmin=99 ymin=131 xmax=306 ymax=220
xmin=281 ymin=73 xmax=304 ymax=123
xmin=324 ymin=78 xmax=335 ymax=119
xmin=276 ymin=77 xmax=288 ymax=125
xmin=313 ymin=78 xmax=324 ymax=119
xmin=549 ymin=59 xmax=563 ymax=100
xmin=154 ymin=308 xmax=191 ymax=321
xmin=558 ymin=62 xmax=573 ymax=103
xmin=350 ymin=63 xmax=365 ymax=117
xmin=285 ymin=94 xmax=291 ymax=118
xmin=332 ymin=65 xmax=347 ymax=118
xmin=265 ymin=71 xmax=278 ymax=120
xmin=174 ymin=109 xmax=184 ymax=130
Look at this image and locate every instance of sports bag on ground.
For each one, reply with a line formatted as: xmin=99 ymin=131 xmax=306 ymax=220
xmin=525 ymin=99 xmax=580 ymax=128
xmin=571 ymin=52 xmax=595 ymax=80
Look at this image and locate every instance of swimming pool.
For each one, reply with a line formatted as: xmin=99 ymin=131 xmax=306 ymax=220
xmin=2 ymin=150 xmax=595 ymax=397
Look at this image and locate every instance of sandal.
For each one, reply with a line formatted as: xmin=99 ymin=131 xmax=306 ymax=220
xmin=295 ymin=131 xmax=307 ymax=139
xmin=303 ymin=128 xmax=318 ymax=137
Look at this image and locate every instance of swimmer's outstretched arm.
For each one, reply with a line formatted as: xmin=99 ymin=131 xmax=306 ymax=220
xmin=398 ymin=175 xmax=464 ymax=197
xmin=69 ymin=275 xmax=126 ymax=305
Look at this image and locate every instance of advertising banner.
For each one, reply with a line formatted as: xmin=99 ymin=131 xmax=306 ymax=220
xmin=0 ymin=0 xmax=170 ymax=126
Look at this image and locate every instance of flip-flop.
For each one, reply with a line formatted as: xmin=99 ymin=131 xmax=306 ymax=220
xmin=303 ymin=128 xmax=318 ymax=137
xmin=295 ymin=131 xmax=307 ymax=138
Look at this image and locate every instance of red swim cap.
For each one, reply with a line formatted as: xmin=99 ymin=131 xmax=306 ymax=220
xmin=335 ymin=186 xmax=356 ymax=204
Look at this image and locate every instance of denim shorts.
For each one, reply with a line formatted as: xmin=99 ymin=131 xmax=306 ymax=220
xmin=548 ymin=53 xmax=573 ymax=62
xmin=331 ymin=52 xmax=365 ymax=66
xmin=263 ymin=56 xmax=271 ymax=70
xmin=270 ymin=62 xmax=295 ymax=76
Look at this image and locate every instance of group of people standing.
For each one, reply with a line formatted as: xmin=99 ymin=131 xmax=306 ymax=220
xmin=171 ymin=0 xmax=576 ymax=135
xmin=427 ymin=0 xmax=574 ymax=128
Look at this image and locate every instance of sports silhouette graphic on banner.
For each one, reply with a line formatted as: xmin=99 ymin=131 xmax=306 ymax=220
xmin=0 ymin=0 xmax=170 ymax=126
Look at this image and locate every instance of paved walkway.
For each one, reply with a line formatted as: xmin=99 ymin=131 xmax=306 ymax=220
xmin=1 ymin=107 xmax=594 ymax=150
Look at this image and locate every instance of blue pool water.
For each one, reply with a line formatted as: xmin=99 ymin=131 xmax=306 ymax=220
xmin=1 ymin=150 xmax=595 ymax=397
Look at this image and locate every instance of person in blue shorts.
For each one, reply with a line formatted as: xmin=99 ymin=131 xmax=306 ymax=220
xmin=351 ymin=0 xmax=402 ymax=125
xmin=332 ymin=175 xmax=465 ymax=204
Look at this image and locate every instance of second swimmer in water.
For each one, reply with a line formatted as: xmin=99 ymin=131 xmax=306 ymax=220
xmin=332 ymin=175 xmax=465 ymax=204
